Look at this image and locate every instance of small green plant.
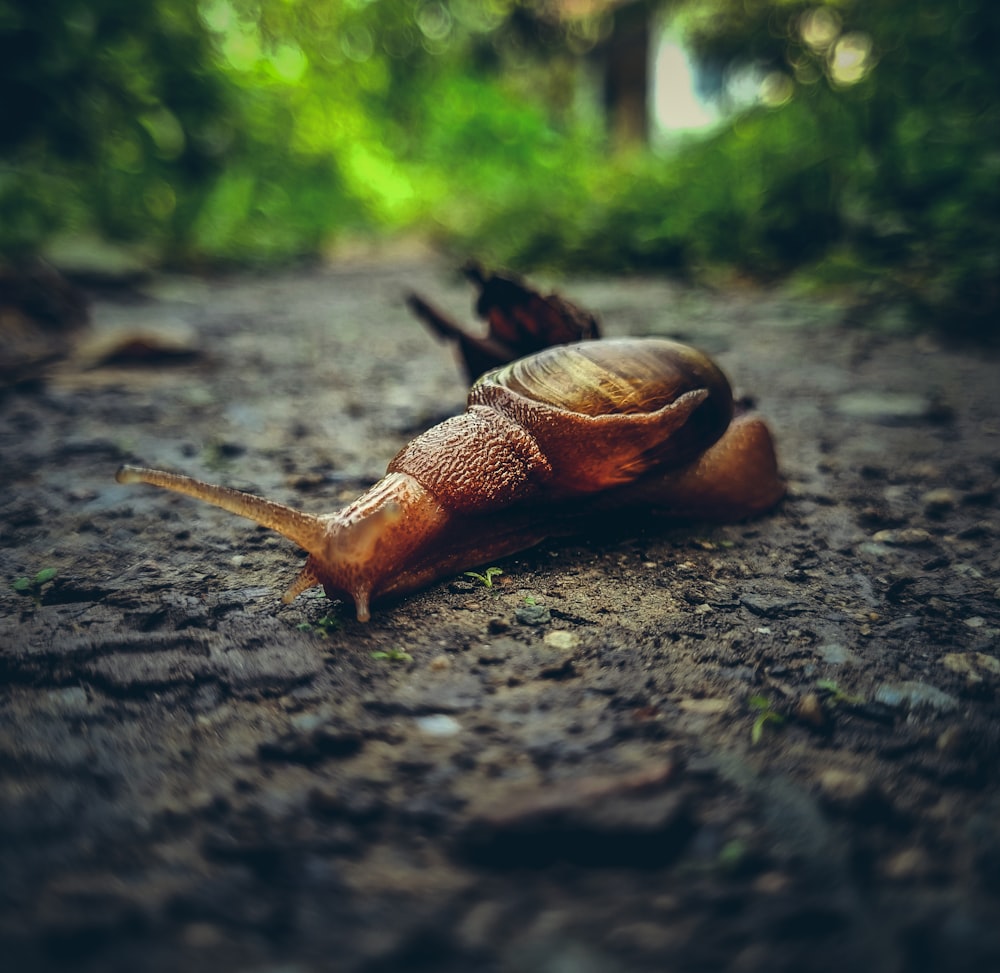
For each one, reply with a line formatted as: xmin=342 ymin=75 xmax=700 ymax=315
xmin=748 ymin=695 xmax=785 ymax=745
xmin=816 ymin=679 xmax=864 ymax=707
xmin=12 ymin=567 xmax=57 ymax=606
xmin=464 ymin=567 xmax=503 ymax=588
xmin=523 ymin=595 xmax=537 ymax=605
xmin=371 ymin=648 xmax=413 ymax=663
xmin=717 ymin=838 xmax=749 ymax=873
xmin=297 ymin=614 xmax=341 ymax=637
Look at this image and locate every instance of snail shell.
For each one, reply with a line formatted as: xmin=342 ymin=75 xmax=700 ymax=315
xmin=116 ymin=337 xmax=783 ymax=621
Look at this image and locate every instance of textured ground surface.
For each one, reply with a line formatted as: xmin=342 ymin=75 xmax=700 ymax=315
xmin=1 ymin=258 xmax=999 ymax=972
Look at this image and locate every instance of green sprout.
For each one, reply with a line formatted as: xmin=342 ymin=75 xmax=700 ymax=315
xmin=748 ymin=695 xmax=785 ymax=745
xmin=464 ymin=567 xmax=503 ymax=588
xmin=816 ymin=679 xmax=864 ymax=707
xmin=371 ymin=648 xmax=413 ymax=663
xmin=717 ymin=838 xmax=749 ymax=873
xmin=296 ymin=614 xmax=341 ymax=637
xmin=12 ymin=567 xmax=57 ymax=606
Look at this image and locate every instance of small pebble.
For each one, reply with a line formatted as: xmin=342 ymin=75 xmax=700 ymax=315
xmin=875 ymin=680 xmax=958 ymax=713
xmin=857 ymin=541 xmax=892 ymax=557
xmin=752 ymin=871 xmax=791 ymax=895
xmin=45 ymin=687 xmax=90 ymax=712
xmin=882 ymin=847 xmax=930 ymax=881
xmin=543 ymin=630 xmax=579 ymax=650
xmin=796 ymin=692 xmax=826 ymax=727
xmin=942 ymin=652 xmax=1000 ymax=683
xmin=872 ymin=528 xmax=932 ymax=546
xmin=290 ymin=711 xmax=325 ymax=734
xmin=936 ymin=725 xmax=969 ymax=755
xmin=922 ymin=488 xmax=957 ymax=516
xmin=415 ymin=714 xmax=462 ymax=737
xmin=515 ymin=603 xmax=551 ymax=626
xmin=818 ymin=768 xmax=872 ymax=807
xmin=835 ymin=391 xmax=931 ymax=422
xmin=429 ymin=654 xmax=452 ymax=671
xmin=816 ymin=643 xmax=857 ymax=665
xmin=678 ymin=698 xmax=729 ymax=715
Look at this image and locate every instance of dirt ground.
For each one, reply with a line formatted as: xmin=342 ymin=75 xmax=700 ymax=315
xmin=1 ymin=257 xmax=999 ymax=973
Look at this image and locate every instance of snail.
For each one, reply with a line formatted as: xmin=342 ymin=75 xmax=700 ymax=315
xmin=116 ymin=337 xmax=784 ymax=621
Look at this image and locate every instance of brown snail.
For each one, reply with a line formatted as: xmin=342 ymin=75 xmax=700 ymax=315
xmin=116 ymin=337 xmax=783 ymax=621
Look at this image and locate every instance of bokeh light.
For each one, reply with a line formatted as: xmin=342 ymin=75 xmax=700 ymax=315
xmin=829 ymin=31 xmax=874 ymax=86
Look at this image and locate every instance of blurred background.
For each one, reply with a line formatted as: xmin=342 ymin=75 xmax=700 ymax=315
xmin=2 ymin=0 xmax=997 ymax=333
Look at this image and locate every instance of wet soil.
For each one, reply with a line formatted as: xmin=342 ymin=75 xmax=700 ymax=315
xmin=1 ymin=258 xmax=999 ymax=972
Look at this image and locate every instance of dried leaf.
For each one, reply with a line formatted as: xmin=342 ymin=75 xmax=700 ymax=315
xmin=407 ymin=261 xmax=600 ymax=381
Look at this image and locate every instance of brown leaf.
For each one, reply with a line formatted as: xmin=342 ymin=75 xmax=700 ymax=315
xmin=406 ymin=261 xmax=600 ymax=381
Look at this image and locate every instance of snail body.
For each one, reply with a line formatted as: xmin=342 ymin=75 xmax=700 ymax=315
xmin=116 ymin=338 xmax=783 ymax=621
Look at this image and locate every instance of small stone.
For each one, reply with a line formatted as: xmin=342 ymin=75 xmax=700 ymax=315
xmin=478 ymin=638 xmax=516 ymax=664
xmin=835 ymin=391 xmax=933 ymax=422
xmin=79 ymin=319 xmax=201 ymax=366
xmin=739 ymin=593 xmax=806 ymax=618
xmin=44 ymin=687 xmax=90 ymax=713
xmin=963 ymin=616 xmax=986 ymax=629
xmin=429 ymin=654 xmax=452 ymax=671
xmin=883 ymin=847 xmax=930 ymax=881
xmin=922 ymin=488 xmax=957 ymax=516
xmin=796 ymin=692 xmax=826 ymax=727
xmin=818 ymin=768 xmax=872 ymax=807
xmin=752 ymin=871 xmax=791 ymax=895
xmin=875 ymin=680 xmax=959 ymax=713
xmin=858 ymin=541 xmax=892 ymax=557
xmin=872 ymin=528 xmax=933 ymax=546
xmin=543 ymin=630 xmax=579 ymax=651
xmin=415 ymin=714 xmax=462 ymax=737
xmin=290 ymin=711 xmax=325 ymax=734
xmin=936 ymin=725 xmax=970 ymax=755
xmin=678 ymin=697 xmax=729 ymax=715
xmin=942 ymin=652 xmax=1000 ymax=684
xmin=515 ymin=602 xmax=551 ymax=626
xmin=458 ymin=760 xmax=681 ymax=868
xmin=816 ymin=643 xmax=857 ymax=665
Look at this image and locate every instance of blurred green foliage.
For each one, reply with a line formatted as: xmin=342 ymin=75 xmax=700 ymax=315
xmin=1 ymin=0 xmax=997 ymax=331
